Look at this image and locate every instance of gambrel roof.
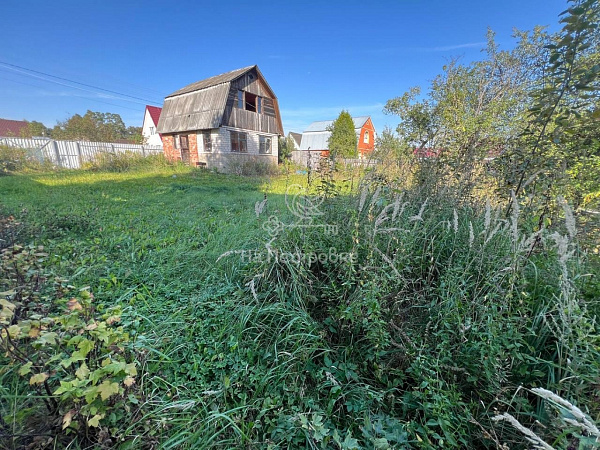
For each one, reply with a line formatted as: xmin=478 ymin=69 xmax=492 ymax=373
xmin=166 ymin=66 xmax=255 ymax=98
xmin=157 ymin=65 xmax=282 ymax=135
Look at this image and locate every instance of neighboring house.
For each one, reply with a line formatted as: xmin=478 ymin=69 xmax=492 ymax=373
xmin=288 ymin=132 xmax=302 ymax=150
xmin=141 ymin=106 xmax=163 ymax=147
xmin=156 ymin=65 xmax=283 ymax=171
xmin=299 ymin=116 xmax=376 ymax=158
xmin=0 ymin=118 xmax=28 ymax=137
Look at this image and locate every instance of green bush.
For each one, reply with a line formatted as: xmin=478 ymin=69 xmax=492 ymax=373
xmin=0 ymin=244 xmax=142 ymax=448
xmin=0 ymin=145 xmax=47 ymax=175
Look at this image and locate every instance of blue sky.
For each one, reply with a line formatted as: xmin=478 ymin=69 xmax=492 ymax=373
xmin=0 ymin=0 xmax=567 ymax=135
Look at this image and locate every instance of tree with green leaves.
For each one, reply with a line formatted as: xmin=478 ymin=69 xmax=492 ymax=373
xmin=506 ymin=0 xmax=600 ymax=215
xmin=21 ymin=121 xmax=51 ymax=138
xmin=327 ymin=110 xmax=357 ymax=159
xmin=278 ymin=135 xmax=295 ymax=163
xmin=51 ymin=110 xmax=130 ymax=142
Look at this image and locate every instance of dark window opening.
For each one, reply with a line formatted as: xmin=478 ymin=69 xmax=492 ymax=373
xmin=245 ymin=92 xmax=257 ymax=112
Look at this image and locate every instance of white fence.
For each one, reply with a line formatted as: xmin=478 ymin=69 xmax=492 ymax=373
xmin=291 ymin=150 xmax=379 ymax=168
xmin=0 ymin=136 xmax=163 ymax=169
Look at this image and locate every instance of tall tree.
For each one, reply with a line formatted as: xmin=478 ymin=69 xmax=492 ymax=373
xmin=327 ymin=110 xmax=357 ymax=159
xmin=51 ymin=110 xmax=131 ymax=142
xmin=21 ymin=121 xmax=50 ymax=138
xmin=278 ymin=135 xmax=295 ymax=163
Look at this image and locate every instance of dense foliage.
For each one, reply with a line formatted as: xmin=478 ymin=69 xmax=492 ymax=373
xmin=327 ymin=111 xmax=358 ymax=159
xmin=50 ymin=110 xmax=142 ymax=144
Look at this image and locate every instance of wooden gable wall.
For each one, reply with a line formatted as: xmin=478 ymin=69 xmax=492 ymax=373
xmin=221 ymin=68 xmax=283 ymax=135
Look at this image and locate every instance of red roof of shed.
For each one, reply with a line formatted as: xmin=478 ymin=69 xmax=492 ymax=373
xmin=0 ymin=118 xmax=28 ymax=137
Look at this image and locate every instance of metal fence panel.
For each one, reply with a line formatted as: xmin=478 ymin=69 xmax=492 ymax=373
xmin=0 ymin=137 xmax=163 ymax=169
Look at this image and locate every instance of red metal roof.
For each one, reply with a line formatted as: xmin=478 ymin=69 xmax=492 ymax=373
xmin=146 ymin=106 xmax=162 ymax=127
xmin=0 ymin=118 xmax=28 ymax=137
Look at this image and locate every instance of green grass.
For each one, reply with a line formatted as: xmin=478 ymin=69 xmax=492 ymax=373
xmin=1 ymin=164 xmax=599 ymax=449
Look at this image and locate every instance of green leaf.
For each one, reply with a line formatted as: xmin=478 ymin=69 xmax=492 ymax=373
xmin=35 ymin=332 xmax=58 ymax=346
xmin=54 ymin=380 xmax=74 ymax=395
xmin=77 ymin=339 xmax=95 ymax=357
xmin=61 ymin=350 xmax=86 ymax=368
xmin=84 ymin=386 xmax=99 ymax=404
xmin=76 ymin=363 xmax=90 ymax=380
xmin=87 ymin=414 xmax=103 ymax=428
xmin=29 ymin=372 xmax=49 ymax=385
xmin=97 ymin=380 xmax=120 ymax=400
xmin=19 ymin=362 xmax=33 ymax=376
xmin=125 ymin=363 xmax=137 ymax=376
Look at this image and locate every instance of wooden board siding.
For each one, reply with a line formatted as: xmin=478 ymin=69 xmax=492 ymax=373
xmin=222 ymin=106 xmax=281 ymax=134
xmin=158 ymin=65 xmax=283 ymax=136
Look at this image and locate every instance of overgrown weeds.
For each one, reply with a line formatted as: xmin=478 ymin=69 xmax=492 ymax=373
xmin=82 ymin=151 xmax=173 ymax=172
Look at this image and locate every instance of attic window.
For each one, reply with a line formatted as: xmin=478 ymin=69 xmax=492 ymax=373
xmin=364 ymin=130 xmax=370 ymax=144
xmin=237 ymin=90 xmax=243 ymax=109
xmin=245 ymin=92 xmax=257 ymax=112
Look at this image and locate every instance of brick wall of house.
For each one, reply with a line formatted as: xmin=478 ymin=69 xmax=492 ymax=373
xmin=188 ymin=133 xmax=199 ymax=166
xmin=162 ymin=135 xmax=177 ymax=161
xmin=162 ymin=127 xmax=278 ymax=172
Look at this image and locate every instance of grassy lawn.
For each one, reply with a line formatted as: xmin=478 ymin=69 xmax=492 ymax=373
xmin=1 ymin=166 xmax=321 ymax=448
xmin=1 ymin=165 xmax=599 ymax=449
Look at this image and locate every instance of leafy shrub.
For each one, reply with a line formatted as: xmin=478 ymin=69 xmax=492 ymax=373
xmin=0 ymin=145 xmax=48 ymax=175
xmin=0 ymin=244 xmax=141 ymax=448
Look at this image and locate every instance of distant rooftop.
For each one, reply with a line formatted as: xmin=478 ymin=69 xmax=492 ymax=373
xmin=303 ymin=116 xmax=370 ymax=133
xmin=0 ymin=118 xmax=28 ymax=137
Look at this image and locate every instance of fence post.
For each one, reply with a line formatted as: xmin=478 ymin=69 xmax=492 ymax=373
xmin=111 ymin=144 xmax=115 ymax=153
xmin=75 ymin=142 xmax=83 ymax=168
xmin=142 ymin=146 xmax=146 ymax=157
xmin=52 ymin=140 xmax=62 ymax=168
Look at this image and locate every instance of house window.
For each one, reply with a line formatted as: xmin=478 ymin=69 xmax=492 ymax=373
xmin=150 ymin=126 xmax=155 ymax=135
xmin=259 ymin=135 xmax=272 ymax=154
xmin=364 ymin=130 xmax=370 ymax=144
xmin=236 ymin=90 xmax=263 ymax=113
xmin=230 ymin=131 xmax=247 ymax=153
xmin=174 ymin=134 xmax=180 ymax=149
xmin=237 ymin=90 xmax=244 ymax=109
xmin=203 ymin=131 xmax=212 ymax=152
